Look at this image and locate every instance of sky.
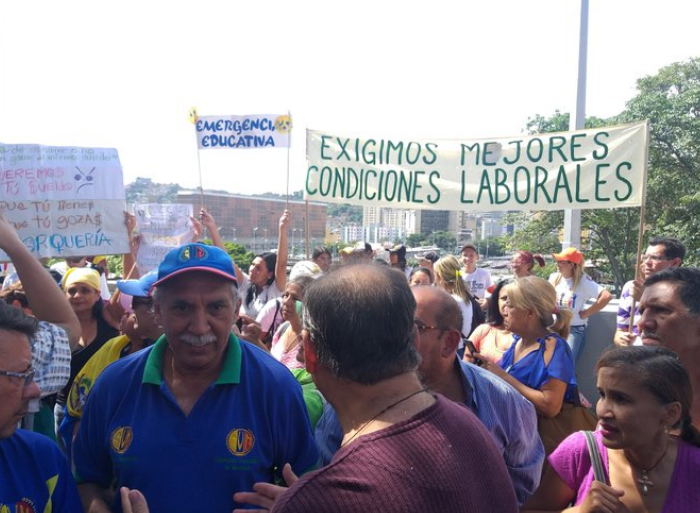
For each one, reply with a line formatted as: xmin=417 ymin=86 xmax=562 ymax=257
xmin=2 ymin=1 xmax=699 ymax=197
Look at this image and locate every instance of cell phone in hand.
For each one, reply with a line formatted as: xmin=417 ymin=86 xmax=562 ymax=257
xmin=464 ymin=340 xmax=484 ymax=367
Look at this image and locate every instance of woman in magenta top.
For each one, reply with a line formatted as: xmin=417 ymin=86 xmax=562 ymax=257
xmin=523 ymin=346 xmax=700 ymax=512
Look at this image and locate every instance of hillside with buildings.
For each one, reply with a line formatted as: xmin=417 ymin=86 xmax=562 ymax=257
xmin=124 ymin=178 xmax=506 ymax=251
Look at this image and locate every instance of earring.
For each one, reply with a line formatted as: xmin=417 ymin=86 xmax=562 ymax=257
xmin=663 ymin=424 xmax=669 ymax=435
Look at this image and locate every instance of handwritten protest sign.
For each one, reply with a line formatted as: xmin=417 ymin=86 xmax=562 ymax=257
xmin=134 ymin=203 xmax=193 ymax=273
xmin=195 ymin=114 xmax=292 ymax=150
xmin=0 ymin=143 xmax=129 ymax=261
xmin=305 ymin=121 xmax=648 ymax=212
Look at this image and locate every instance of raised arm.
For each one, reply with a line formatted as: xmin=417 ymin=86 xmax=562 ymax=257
xmin=200 ymin=208 xmax=243 ymax=283
xmin=0 ymin=209 xmax=81 ymax=350
xmin=122 ymin=211 xmax=140 ymax=280
xmin=199 ymin=208 xmax=226 ymax=250
xmin=275 ymin=210 xmax=290 ymax=292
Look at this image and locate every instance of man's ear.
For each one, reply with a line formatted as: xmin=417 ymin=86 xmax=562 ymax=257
xmin=302 ymin=331 xmax=318 ymax=374
xmin=153 ymin=301 xmax=163 ymax=328
xmin=441 ymin=330 xmax=460 ymax=359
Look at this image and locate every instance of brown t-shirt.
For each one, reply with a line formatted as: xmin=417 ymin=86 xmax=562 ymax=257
xmin=272 ymin=395 xmax=518 ymax=513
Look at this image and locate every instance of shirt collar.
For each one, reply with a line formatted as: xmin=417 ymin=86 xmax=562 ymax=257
xmin=455 ymin=358 xmax=478 ymax=413
xmin=142 ymin=333 xmax=242 ymax=385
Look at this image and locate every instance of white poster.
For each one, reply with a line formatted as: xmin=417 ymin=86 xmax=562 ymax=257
xmin=195 ymin=114 xmax=292 ymax=150
xmin=134 ymin=203 xmax=194 ymax=273
xmin=0 ymin=143 xmax=128 ymax=261
xmin=305 ymin=121 xmax=648 ymax=212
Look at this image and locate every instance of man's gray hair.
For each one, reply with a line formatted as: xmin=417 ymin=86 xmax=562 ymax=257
xmin=152 ymin=280 xmax=239 ymax=304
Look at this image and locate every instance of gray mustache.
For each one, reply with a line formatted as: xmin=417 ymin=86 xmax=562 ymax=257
xmin=180 ymin=334 xmax=217 ymax=346
xmin=641 ymin=330 xmax=660 ymax=341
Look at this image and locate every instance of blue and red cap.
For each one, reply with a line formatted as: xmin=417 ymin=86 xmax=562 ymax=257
xmin=151 ymin=243 xmax=237 ymax=290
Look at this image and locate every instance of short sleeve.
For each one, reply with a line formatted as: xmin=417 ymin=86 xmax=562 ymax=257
xmin=256 ymin=298 xmax=280 ymax=332
xmin=543 ymin=337 xmax=576 ymax=386
xmin=548 ymin=431 xmax=597 ymax=503
xmin=582 ymin=276 xmax=604 ymax=302
xmin=32 ymin=322 xmax=71 ymax=397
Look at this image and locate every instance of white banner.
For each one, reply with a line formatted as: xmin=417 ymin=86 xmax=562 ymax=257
xmin=305 ymin=121 xmax=648 ymax=212
xmin=134 ymin=203 xmax=194 ymax=273
xmin=0 ymin=143 xmax=128 ymax=261
xmin=195 ymin=114 xmax=292 ymax=150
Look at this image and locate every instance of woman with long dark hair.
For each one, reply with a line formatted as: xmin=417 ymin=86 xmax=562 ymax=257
xmin=465 ymin=278 xmax=514 ymax=364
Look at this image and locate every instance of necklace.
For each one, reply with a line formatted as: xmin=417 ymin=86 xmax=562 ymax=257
xmin=340 ymin=388 xmax=427 ymax=448
xmin=628 ymin=441 xmax=671 ymax=496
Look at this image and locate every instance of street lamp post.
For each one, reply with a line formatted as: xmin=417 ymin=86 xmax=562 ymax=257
xmin=263 ymin=228 xmax=268 ymax=251
xmin=253 ymin=227 xmax=259 ymax=253
xmin=292 ymin=228 xmax=298 ymax=258
xmin=233 ymin=227 xmax=237 ymax=242
xmin=299 ymin=229 xmax=305 ymax=258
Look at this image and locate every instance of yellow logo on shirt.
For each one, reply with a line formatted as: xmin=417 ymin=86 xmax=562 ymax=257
xmin=110 ymin=426 xmax=133 ymax=454
xmin=226 ymin=429 xmax=255 ymax=456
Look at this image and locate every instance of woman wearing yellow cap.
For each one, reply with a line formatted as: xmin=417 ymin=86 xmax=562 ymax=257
xmin=54 ymin=267 xmax=118 ymax=449
xmin=549 ymin=247 xmax=611 ymax=364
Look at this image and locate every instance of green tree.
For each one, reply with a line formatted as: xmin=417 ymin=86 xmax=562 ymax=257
xmin=202 ymin=239 xmax=254 ymax=270
xmin=621 ymin=58 xmax=700 ymax=265
xmin=427 ymin=231 xmax=456 ymax=251
xmin=480 ymin=236 xmax=506 ymax=257
xmin=507 ymin=103 xmax=668 ymax=292
xmin=406 ymin=233 xmax=425 ymax=247
xmin=509 ymin=57 xmax=700 ymax=292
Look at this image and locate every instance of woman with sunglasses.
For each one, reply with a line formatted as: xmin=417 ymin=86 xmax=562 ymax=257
xmin=550 ymin=247 xmax=611 ymax=364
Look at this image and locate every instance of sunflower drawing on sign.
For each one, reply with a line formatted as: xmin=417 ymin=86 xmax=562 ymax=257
xmin=274 ymin=115 xmax=293 ymax=134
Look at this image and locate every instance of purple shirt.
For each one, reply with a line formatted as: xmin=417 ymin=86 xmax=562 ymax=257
xmin=549 ymin=430 xmax=700 ymax=510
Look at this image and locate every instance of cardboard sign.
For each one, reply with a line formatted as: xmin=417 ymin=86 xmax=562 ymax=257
xmin=134 ymin=203 xmax=194 ymax=273
xmin=0 ymin=143 xmax=128 ymax=261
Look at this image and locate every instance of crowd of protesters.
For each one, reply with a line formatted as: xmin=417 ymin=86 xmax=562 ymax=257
xmin=1 ymin=206 xmax=699 ymax=512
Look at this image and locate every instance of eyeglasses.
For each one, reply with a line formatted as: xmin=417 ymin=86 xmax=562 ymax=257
xmin=0 ymin=367 xmax=36 ymax=387
xmin=414 ymin=321 xmax=447 ymax=334
xmin=641 ymin=255 xmax=670 ymax=262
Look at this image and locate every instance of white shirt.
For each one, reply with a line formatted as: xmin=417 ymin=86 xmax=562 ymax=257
xmin=462 ymin=267 xmax=493 ymax=299
xmin=549 ymin=273 xmax=604 ymax=326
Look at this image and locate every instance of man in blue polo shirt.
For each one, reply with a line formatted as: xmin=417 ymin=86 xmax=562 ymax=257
xmin=0 ymin=301 xmax=83 ymax=512
xmin=73 ymin=243 xmax=318 ymax=513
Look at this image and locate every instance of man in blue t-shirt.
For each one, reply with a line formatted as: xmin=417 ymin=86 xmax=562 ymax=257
xmin=0 ymin=301 xmax=83 ymax=512
xmin=73 ymin=243 xmax=318 ymax=513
